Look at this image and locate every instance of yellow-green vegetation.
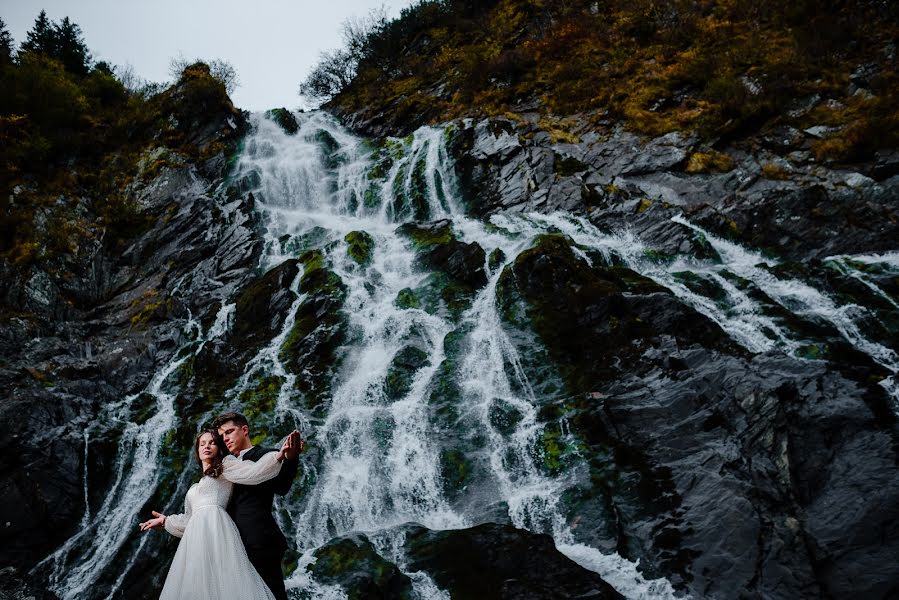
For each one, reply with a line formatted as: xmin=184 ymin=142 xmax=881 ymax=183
xmin=320 ymin=0 xmax=898 ymax=155
xmin=129 ymin=289 xmax=167 ymax=329
xmin=239 ymin=375 xmax=286 ymax=420
xmin=636 ymin=198 xmax=653 ymax=213
xmin=0 ymin=13 xmax=241 ymax=278
xmin=685 ymin=150 xmax=735 ymax=173
xmin=344 ymin=230 xmax=375 ymax=266
xmin=761 ymin=163 xmax=790 ymax=180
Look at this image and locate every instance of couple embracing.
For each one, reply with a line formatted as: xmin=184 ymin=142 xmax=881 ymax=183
xmin=139 ymin=412 xmax=303 ymax=600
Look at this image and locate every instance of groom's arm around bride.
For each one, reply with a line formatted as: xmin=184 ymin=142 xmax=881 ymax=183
xmin=214 ymin=411 xmax=303 ymax=600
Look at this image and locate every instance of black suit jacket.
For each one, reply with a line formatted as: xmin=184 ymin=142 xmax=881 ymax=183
xmin=227 ymin=445 xmax=299 ymax=552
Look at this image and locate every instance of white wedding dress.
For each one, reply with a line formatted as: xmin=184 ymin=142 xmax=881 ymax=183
xmin=159 ymin=452 xmax=283 ymax=600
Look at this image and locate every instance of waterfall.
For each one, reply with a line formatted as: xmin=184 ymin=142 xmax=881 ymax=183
xmin=229 ymin=111 xmax=684 ymax=598
xmin=36 ymin=108 xmax=897 ymax=599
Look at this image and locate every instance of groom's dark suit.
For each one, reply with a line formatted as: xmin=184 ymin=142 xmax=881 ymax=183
xmin=228 ymin=445 xmax=299 ymax=600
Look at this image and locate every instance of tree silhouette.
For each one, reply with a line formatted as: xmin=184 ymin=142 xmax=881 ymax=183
xmin=19 ymin=10 xmax=91 ymax=76
xmin=0 ymin=18 xmax=13 ymax=63
xmin=19 ymin=10 xmax=54 ymax=56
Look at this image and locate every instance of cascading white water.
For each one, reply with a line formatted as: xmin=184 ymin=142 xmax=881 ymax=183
xmin=670 ymin=215 xmax=899 ymax=403
xmin=32 ymin=300 xmax=236 ymax=600
xmin=228 ymin=111 xmax=685 ymax=599
xmin=39 ymin=107 xmax=897 ymax=599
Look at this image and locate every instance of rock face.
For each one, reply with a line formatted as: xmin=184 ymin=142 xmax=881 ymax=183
xmin=309 ymin=534 xmax=413 ymax=600
xmin=4 ymin=81 xmax=899 ymax=600
xmin=0 ymin=74 xmax=257 ymax=592
xmin=403 ymin=522 xmax=626 ymax=600
xmin=446 ymin=116 xmax=899 ymax=263
xmin=494 ymin=232 xmax=899 ymax=598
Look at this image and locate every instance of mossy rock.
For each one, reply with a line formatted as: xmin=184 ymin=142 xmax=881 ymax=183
xmin=411 ymin=271 xmax=476 ymax=320
xmin=488 ymin=398 xmax=524 ymax=436
xmin=309 ymin=534 xmax=412 ymax=600
xmin=232 ymin=259 xmax=300 ymax=351
xmin=238 ymin=374 xmax=285 ymax=420
xmin=440 ymin=448 xmax=472 ymax=495
xmin=385 ymin=346 xmax=429 ymax=400
xmin=282 ymin=226 xmax=331 ymax=257
xmin=496 ymin=233 xmax=730 ymax=393
xmin=315 ymin=129 xmax=343 ymax=170
xmin=488 ymin=248 xmax=506 ymax=272
xmin=394 ymin=287 xmax=420 ymax=310
xmin=397 ymin=220 xmax=487 ymax=292
xmin=267 ymin=108 xmax=299 ymax=135
xmin=396 ymin=219 xmax=454 ymax=250
xmin=671 ymin=271 xmax=728 ymax=303
xmin=279 ymin=250 xmax=348 ymax=412
xmin=345 ymin=230 xmax=374 ymax=267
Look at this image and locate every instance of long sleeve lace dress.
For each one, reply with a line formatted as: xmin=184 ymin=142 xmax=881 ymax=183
xmin=158 ymin=452 xmax=283 ymax=600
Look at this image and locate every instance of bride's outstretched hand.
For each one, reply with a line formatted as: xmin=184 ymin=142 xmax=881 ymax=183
xmin=138 ymin=511 xmax=166 ymax=532
xmin=276 ymin=430 xmax=304 ymax=462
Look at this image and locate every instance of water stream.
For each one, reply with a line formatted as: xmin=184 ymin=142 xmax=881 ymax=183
xmin=36 ymin=110 xmax=898 ymax=599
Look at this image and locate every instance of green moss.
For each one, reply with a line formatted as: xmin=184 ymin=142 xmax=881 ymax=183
xmin=279 ymin=250 xmax=348 ymax=411
xmin=239 ymin=374 xmax=285 ymax=420
xmin=641 ymin=248 xmax=674 ymax=264
xmin=636 ymin=198 xmax=653 ymax=214
xmin=283 ymin=226 xmax=330 ymax=257
xmin=412 ymin=271 xmax=475 ymax=320
xmin=795 ymin=343 xmax=827 ymax=360
xmin=315 ymin=129 xmax=343 ymax=170
xmin=671 ymin=271 xmax=728 ymax=302
xmin=488 ymin=248 xmax=506 ymax=271
xmin=344 ymin=230 xmax=374 ymax=266
xmin=266 ymin=108 xmax=299 ymax=135
xmin=538 ymin=426 xmax=566 ymax=475
xmin=395 ymin=221 xmax=454 ymax=250
xmin=310 ymin=535 xmax=413 ymax=600
xmin=129 ymin=290 xmax=167 ymax=329
xmin=385 ymin=346 xmax=429 ymax=400
xmin=440 ymin=448 xmax=471 ymax=493
xmin=395 ymin=287 xmax=421 ymax=310
xmin=488 ymin=398 xmax=523 ymax=436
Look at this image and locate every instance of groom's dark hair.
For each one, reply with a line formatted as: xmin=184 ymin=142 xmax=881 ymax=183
xmin=212 ymin=411 xmax=249 ymax=430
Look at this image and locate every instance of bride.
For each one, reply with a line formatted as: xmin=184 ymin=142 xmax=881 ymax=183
xmin=138 ymin=429 xmax=293 ymax=599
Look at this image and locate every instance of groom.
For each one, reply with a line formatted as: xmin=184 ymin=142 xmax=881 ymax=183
xmin=213 ymin=411 xmax=302 ymax=600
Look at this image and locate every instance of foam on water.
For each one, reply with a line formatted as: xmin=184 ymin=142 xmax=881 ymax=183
xmin=46 ymin=109 xmax=897 ymax=598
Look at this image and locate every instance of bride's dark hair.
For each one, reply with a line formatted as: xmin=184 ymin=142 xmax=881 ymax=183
xmin=194 ymin=429 xmax=228 ymax=478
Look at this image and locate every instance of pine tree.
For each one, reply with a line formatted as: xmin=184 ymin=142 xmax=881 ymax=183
xmin=53 ymin=17 xmax=91 ymax=76
xmin=18 ymin=11 xmax=91 ymax=75
xmin=0 ymin=18 xmax=14 ymax=63
xmin=20 ymin=10 xmax=55 ymax=56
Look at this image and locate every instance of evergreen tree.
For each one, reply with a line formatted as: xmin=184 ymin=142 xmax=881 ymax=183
xmin=19 ymin=11 xmax=91 ymax=75
xmin=0 ymin=18 xmax=14 ymax=63
xmin=53 ymin=17 xmax=90 ymax=76
xmin=20 ymin=10 xmax=55 ymax=56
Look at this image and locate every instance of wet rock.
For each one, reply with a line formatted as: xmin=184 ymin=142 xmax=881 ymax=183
xmin=497 ymin=233 xmax=732 ymax=391
xmin=385 ymin=346 xmax=429 ymax=400
xmin=396 ymin=220 xmax=487 ymax=289
xmin=404 ymin=522 xmax=625 ymax=599
xmin=232 ymin=259 xmax=300 ymax=347
xmin=308 ymin=534 xmax=412 ymax=600
xmin=345 ymin=230 xmax=375 ymax=267
xmin=279 ymin=250 xmax=348 ymax=412
xmin=266 ymin=107 xmax=299 ymax=135
xmin=0 ymin=567 xmax=58 ymax=600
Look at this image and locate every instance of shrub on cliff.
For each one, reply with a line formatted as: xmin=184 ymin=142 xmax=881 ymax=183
xmin=304 ymin=0 xmax=899 ymax=155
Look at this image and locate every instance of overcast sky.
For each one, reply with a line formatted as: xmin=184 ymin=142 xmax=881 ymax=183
xmin=3 ymin=1 xmax=413 ymax=111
